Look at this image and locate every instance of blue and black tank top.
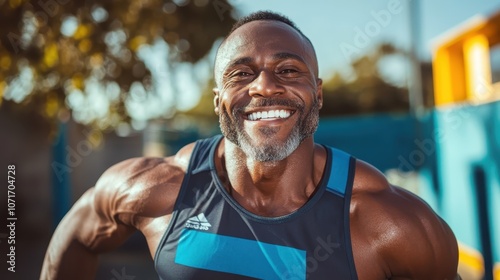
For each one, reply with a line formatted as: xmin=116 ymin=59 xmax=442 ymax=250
xmin=155 ymin=135 xmax=358 ymax=279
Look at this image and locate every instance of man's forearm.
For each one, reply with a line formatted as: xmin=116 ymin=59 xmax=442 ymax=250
xmin=41 ymin=237 xmax=98 ymax=280
xmin=40 ymin=189 xmax=100 ymax=280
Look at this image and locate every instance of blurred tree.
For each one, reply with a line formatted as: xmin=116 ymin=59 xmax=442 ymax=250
xmin=183 ymin=77 xmax=217 ymax=120
xmin=320 ymin=43 xmax=410 ymax=117
xmin=173 ymin=76 xmax=219 ymax=136
xmin=0 ymin=0 xmax=236 ymax=134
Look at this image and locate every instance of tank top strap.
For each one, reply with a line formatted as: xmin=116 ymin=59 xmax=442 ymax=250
xmin=188 ymin=135 xmax=222 ymax=174
xmin=326 ymin=147 xmax=354 ymax=197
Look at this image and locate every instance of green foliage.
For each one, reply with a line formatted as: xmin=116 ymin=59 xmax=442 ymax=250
xmin=0 ymin=0 xmax=236 ymax=131
xmin=321 ymin=43 xmax=409 ymax=117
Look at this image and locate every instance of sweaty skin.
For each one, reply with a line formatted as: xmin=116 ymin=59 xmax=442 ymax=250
xmin=41 ymin=20 xmax=459 ymax=280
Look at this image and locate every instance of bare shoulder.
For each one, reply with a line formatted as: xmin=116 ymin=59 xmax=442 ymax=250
xmin=93 ymin=143 xmax=196 ymax=227
xmin=350 ymin=160 xmax=459 ymax=279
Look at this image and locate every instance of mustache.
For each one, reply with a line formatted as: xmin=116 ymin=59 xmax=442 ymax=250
xmin=233 ymin=98 xmax=304 ymax=115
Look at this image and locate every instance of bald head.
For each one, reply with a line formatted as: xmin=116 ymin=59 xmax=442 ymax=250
xmin=214 ymin=11 xmax=318 ymax=88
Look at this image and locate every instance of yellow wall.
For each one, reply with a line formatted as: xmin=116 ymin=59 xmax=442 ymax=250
xmin=433 ymin=11 xmax=500 ymax=107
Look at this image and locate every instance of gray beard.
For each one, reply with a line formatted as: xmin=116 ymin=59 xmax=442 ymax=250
xmin=237 ymin=124 xmax=301 ymax=162
xmin=219 ymin=97 xmax=319 ymax=162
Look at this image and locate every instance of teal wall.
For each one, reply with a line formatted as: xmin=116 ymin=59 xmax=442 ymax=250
xmin=316 ymin=113 xmax=419 ymax=172
xmin=433 ymin=101 xmax=500 ymax=271
xmin=316 ymin=101 xmax=500 ymax=272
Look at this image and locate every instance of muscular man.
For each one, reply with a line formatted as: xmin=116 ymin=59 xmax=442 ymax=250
xmin=41 ymin=11 xmax=459 ymax=280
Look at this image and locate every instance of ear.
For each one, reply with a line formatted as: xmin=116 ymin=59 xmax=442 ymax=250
xmin=213 ymin=87 xmax=220 ymax=115
xmin=316 ymin=78 xmax=323 ymax=109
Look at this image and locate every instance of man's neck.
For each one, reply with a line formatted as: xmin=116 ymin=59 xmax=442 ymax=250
xmin=215 ymin=137 xmax=326 ymax=217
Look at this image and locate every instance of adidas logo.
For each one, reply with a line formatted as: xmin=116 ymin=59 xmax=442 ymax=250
xmin=185 ymin=213 xmax=212 ymax=231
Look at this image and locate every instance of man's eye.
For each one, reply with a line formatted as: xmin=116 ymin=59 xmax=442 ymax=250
xmin=232 ymin=71 xmax=251 ymax=77
xmin=279 ymin=69 xmax=297 ymax=74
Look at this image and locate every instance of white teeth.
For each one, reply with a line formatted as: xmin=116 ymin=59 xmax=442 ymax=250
xmin=248 ymin=110 xmax=291 ymax=121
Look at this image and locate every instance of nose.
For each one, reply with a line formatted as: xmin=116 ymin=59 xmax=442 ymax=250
xmin=248 ymin=71 xmax=285 ymax=97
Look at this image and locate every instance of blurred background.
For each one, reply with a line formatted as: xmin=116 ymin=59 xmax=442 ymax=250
xmin=0 ymin=0 xmax=499 ymax=279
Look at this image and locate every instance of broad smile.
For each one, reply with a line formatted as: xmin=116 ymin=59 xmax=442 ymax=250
xmin=247 ymin=109 xmax=294 ymax=121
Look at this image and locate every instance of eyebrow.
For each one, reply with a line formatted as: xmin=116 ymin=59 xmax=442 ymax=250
xmin=227 ymin=57 xmax=253 ymax=69
xmin=272 ymin=52 xmax=306 ymax=64
xmin=226 ymin=52 xmax=306 ymax=70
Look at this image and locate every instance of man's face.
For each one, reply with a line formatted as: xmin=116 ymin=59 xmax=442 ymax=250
xmin=214 ymin=20 xmax=323 ymax=162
